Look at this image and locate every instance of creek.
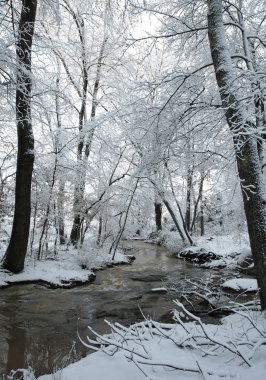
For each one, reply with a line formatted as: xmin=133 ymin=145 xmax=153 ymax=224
xmin=0 ymin=241 xmax=243 ymax=377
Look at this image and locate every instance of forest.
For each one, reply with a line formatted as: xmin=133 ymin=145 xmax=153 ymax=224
xmin=0 ymin=0 xmax=266 ymax=379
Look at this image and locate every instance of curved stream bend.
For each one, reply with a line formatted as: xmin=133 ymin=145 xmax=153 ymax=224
xmin=0 ymin=241 xmax=221 ymax=376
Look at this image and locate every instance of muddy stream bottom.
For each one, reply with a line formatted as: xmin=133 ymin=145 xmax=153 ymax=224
xmin=0 ymin=241 xmax=250 ymax=377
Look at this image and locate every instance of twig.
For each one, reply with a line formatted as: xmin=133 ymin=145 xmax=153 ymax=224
xmin=173 ymin=300 xmax=252 ymax=367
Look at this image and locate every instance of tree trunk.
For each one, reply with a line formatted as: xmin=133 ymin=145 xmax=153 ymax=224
xmin=166 ymin=165 xmax=194 ymax=245
xmin=207 ymin=0 xmax=266 ymax=309
xmin=110 ymin=181 xmax=139 ymax=260
xmin=69 ymin=9 xmax=88 ymax=247
xmin=200 ymin=197 xmax=204 ymax=237
xmin=57 ymin=179 xmax=66 ymax=245
xmin=70 ymin=36 xmax=107 ymax=246
xmin=190 ymin=174 xmax=204 ymax=233
xmin=154 ymin=202 xmax=162 ymax=232
xmin=2 ymin=0 xmax=37 ymax=273
xmin=97 ymin=215 xmax=103 ymax=246
xmin=236 ymin=2 xmax=265 ymax=167
xmin=163 ymin=199 xmax=186 ymax=243
xmin=185 ymin=167 xmax=193 ymax=232
xmin=70 ymin=214 xmax=82 ymax=246
xmin=55 ymin=66 xmax=66 ymax=245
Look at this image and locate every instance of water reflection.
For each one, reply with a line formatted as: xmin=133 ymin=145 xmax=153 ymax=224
xmin=6 ymin=326 xmax=26 ymax=374
xmin=0 ymin=241 xmax=207 ymax=376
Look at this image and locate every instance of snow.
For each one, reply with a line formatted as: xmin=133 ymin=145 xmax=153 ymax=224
xmin=37 ymin=308 xmax=266 ymax=380
xmin=179 ymin=234 xmax=257 ymax=295
xmin=163 ymin=232 xmax=251 ymax=269
xmin=177 ymin=233 xmax=252 ymax=271
xmin=0 ymin=249 xmax=95 ymax=288
xmin=222 ymin=278 xmax=258 ymax=292
xmin=194 ymin=233 xmax=250 ymax=258
xmin=151 ymin=287 xmax=167 ymax=292
xmin=0 ymin=244 xmax=131 ymax=289
xmin=38 ymin=351 xmax=146 ymax=380
xmin=1 ymin=233 xmax=263 ymax=380
xmin=0 ymin=233 xmax=251 ymax=290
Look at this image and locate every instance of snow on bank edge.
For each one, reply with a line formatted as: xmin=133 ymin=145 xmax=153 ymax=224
xmin=36 ymin=310 xmax=266 ymax=380
xmin=222 ymin=278 xmax=258 ymax=292
xmin=0 ymin=247 xmax=132 ymax=289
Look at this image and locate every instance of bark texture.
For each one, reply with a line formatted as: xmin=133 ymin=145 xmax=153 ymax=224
xmin=207 ymin=0 xmax=266 ymax=309
xmin=154 ymin=202 xmax=162 ymax=232
xmin=185 ymin=167 xmax=193 ymax=231
xmin=2 ymin=0 xmax=37 ymax=273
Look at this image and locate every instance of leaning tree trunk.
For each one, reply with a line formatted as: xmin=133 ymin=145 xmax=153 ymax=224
xmin=163 ymin=199 xmax=186 ymax=243
xmin=207 ymin=0 xmax=266 ymax=309
xmin=2 ymin=0 xmax=37 ymax=273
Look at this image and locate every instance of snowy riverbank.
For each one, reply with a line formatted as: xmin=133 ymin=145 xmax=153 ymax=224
xmin=0 ymin=233 xmax=256 ymax=293
xmin=2 ymin=234 xmax=264 ymax=380
xmin=34 ymin=305 xmax=266 ymax=380
xmin=0 ymin=244 xmax=133 ymax=289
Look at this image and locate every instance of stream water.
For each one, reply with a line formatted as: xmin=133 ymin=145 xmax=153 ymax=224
xmin=0 ymin=241 xmax=237 ymax=377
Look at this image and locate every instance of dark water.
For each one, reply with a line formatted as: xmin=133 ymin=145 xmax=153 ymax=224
xmin=0 ymin=241 xmax=229 ymax=377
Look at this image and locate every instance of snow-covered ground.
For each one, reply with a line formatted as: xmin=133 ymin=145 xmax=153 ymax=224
xmin=35 ymin=304 xmax=266 ymax=380
xmin=222 ymin=278 xmax=258 ymax=292
xmin=0 ymin=243 xmax=132 ymax=288
xmin=190 ymin=233 xmax=251 ymax=269
xmin=195 ymin=233 xmax=250 ymax=257
xmin=0 ymin=250 xmax=96 ymax=288
xmin=162 ymin=231 xmax=251 ymax=268
xmin=161 ymin=232 xmax=256 ymax=296
xmin=190 ymin=235 xmax=260 ymax=297
xmin=0 ymin=231 xmax=252 ymax=289
xmin=2 ymin=232 xmax=263 ymax=379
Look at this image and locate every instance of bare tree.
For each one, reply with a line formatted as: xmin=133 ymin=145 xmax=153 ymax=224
xmin=2 ymin=0 xmax=37 ymax=273
xmin=70 ymin=33 xmax=108 ymax=246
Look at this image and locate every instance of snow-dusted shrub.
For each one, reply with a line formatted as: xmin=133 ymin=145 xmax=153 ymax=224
xmin=79 ymin=301 xmax=266 ymax=380
xmin=77 ymin=241 xmax=109 ymax=269
xmin=77 ymin=240 xmax=130 ymax=270
xmin=158 ymin=230 xmax=186 ymax=254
